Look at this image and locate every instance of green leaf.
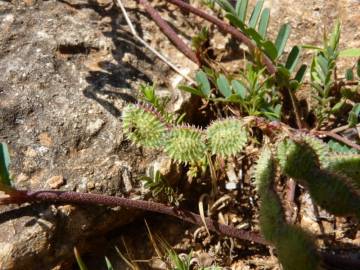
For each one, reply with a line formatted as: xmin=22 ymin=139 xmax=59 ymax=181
xmin=339 ymin=48 xmax=360 ymax=57
xmin=357 ymin=59 xmax=360 ymax=78
xmin=275 ymin=23 xmax=291 ymax=58
xmin=331 ymin=99 xmax=345 ymax=113
xmin=245 ymin=28 xmax=263 ymax=45
xmin=195 ymin=70 xmax=211 ymax=97
xmin=345 ymin=68 xmax=354 ymax=81
xmin=258 ymin=8 xmax=270 ymax=38
xmin=285 ymin=46 xmax=301 ymax=73
xmin=301 ymin=45 xmax=322 ymax=50
xmin=236 ymin=0 xmax=248 ymax=22
xmin=217 ymin=74 xmax=232 ymax=98
xmin=294 ymin=64 xmax=307 ymax=83
xmin=248 ymin=0 xmax=264 ymax=29
xmin=178 ymin=85 xmax=204 ymax=97
xmin=348 ymin=103 xmax=360 ymax=127
xmin=317 ymin=54 xmax=329 ymax=75
xmin=215 ymin=0 xmax=236 ymax=15
xmin=0 ymin=143 xmax=11 ymax=187
xmin=74 ymin=247 xmax=88 ymax=270
xmin=226 ymin=13 xmax=246 ymax=32
xmin=231 ymin=80 xmax=248 ymax=99
xmin=226 ymin=94 xmax=243 ymax=102
xmin=105 ymin=257 xmax=114 ymax=270
xmin=328 ymin=20 xmax=340 ymax=51
xmin=260 ymin=40 xmax=278 ymax=60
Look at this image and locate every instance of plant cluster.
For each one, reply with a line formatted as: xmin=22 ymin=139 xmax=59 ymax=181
xmin=122 ymin=102 xmax=360 ymax=270
xmin=184 ymin=0 xmax=360 ymax=130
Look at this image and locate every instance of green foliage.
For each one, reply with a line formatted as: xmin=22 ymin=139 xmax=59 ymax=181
xmin=275 ymin=225 xmax=320 ymax=270
xmin=140 ymin=84 xmax=185 ymax=125
xmin=306 ymin=20 xmax=360 ymax=127
xmin=325 ymin=155 xmax=360 ymax=189
xmin=122 ymin=103 xmax=167 ymax=149
xmin=74 ymin=247 xmax=89 ymax=270
xmin=186 ymin=1 xmax=360 ymax=130
xmin=141 ymin=169 xmax=183 ymax=206
xmin=254 ymin=147 xmax=321 ymax=270
xmin=0 ymin=143 xmax=13 ymax=193
xmin=164 ymin=126 xmax=207 ymax=164
xmin=122 ymin=103 xmax=249 ymax=164
xmin=207 ymin=118 xmax=247 ymax=157
xmin=277 ymin=138 xmax=360 ymax=218
xmin=182 ymin=65 xmax=282 ymax=120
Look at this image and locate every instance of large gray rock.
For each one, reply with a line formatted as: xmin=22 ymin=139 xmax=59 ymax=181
xmin=0 ymin=0 xmax=191 ymax=268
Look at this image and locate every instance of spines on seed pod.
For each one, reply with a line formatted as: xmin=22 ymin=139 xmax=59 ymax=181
xmin=325 ymin=154 xmax=360 ymax=190
xmin=122 ymin=103 xmax=167 ymax=149
xmin=255 ymin=147 xmax=284 ymax=243
xmin=300 ymin=133 xmax=330 ymax=166
xmin=164 ymin=125 xmax=207 ymax=164
xmin=255 ymin=147 xmax=321 ymax=270
xmin=277 ymin=138 xmax=360 ymax=218
xmin=206 ymin=118 xmax=248 ymax=158
xmin=275 ymin=225 xmax=321 ymax=270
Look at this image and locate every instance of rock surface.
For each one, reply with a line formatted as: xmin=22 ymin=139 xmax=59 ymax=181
xmin=0 ymin=0 xmax=192 ymax=268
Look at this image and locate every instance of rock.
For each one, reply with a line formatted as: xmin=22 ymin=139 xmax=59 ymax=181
xmin=0 ymin=0 xmax=188 ymax=268
xmin=46 ymin=175 xmax=65 ymax=189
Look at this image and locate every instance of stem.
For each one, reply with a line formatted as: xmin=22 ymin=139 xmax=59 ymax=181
xmin=165 ymin=0 xmax=277 ymax=75
xmin=138 ymin=0 xmax=200 ymax=66
xmin=1 ymin=189 xmax=359 ymax=269
xmin=313 ymin=130 xmax=360 ymax=152
xmin=1 ymin=189 xmax=265 ymax=244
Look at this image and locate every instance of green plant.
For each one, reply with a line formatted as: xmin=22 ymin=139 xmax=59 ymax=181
xmin=254 ymin=136 xmax=360 ymax=270
xmin=121 ymin=101 xmax=360 ymax=270
xmin=141 ymin=168 xmax=183 ymax=206
xmin=178 ymin=0 xmax=360 ymax=131
xmin=122 ymin=103 xmax=249 ymax=166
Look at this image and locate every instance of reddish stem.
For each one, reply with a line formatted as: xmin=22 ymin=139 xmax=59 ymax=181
xmin=165 ymin=0 xmax=277 ymax=75
xmin=1 ymin=189 xmax=265 ymax=244
xmin=1 ymin=189 xmax=359 ymax=269
xmin=138 ymin=0 xmax=200 ymax=66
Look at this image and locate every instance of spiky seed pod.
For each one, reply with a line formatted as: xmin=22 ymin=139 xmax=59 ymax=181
xmin=277 ymin=139 xmax=360 ymax=218
xmin=164 ymin=126 xmax=207 ymax=164
xmin=206 ymin=118 xmax=247 ymax=158
xmin=255 ymin=148 xmax=321 ymax=269
xmin=325 ymin=155 xmax=360 ymax=190
xmin=255 ymin=147 xmax=285 ymax=243
xmin=301 ymin=134 xmax=329 ymax=166
xmin=122 ymin=103 xmax=167 ymax=149
xmin=277 ymin=139 xmax=319 ymax=179
xmin=254 ymin=147 xmax=275 ymax=194
xmin=276 ymin=225 xmax=321 ymax=270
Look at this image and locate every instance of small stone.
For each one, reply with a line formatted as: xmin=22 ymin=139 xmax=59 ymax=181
xmin=86 ymin=180 xmax=95 ymax=190
xmin=86 ymin=118 xmax=105 ymax=136
xmin=46 ymin=175 xmax=65 ymax=189
xmin=16 ymin=173 xmax=29 ymax=183
xmin=24 ymin=147 xmax=37 ymax=157
xmin=38 ymin=132 xmax=52 ymax=147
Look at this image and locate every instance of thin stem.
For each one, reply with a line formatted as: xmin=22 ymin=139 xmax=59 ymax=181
xmin=115 ymin=0 xmax=195 ymax=84
xmin=313 ymin=130 xmax=360 ymax=152
xmin=138 ymin=0 xmax=200 ymax=66
xmin=165 ymin=0 xmax=277 ymax=75
xmin=1 ymin=189 xmax=266 ymax=244
xmin=1 ymin=190 xmax=359 ymax=269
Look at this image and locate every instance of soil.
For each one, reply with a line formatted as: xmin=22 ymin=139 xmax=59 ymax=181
xmin=0 ymin=0 xmax=359 ymax=269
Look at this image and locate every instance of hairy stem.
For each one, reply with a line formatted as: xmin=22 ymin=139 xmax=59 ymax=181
xmin=1 ymin=189 xmax=360 ymax=269
xmin=1 ymin=189 xmax=265 ymax=244
xmin=165 ymin=0 xmax=276 ymax=75
xmin=138 ymin=0 xmax=200 ymax=65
